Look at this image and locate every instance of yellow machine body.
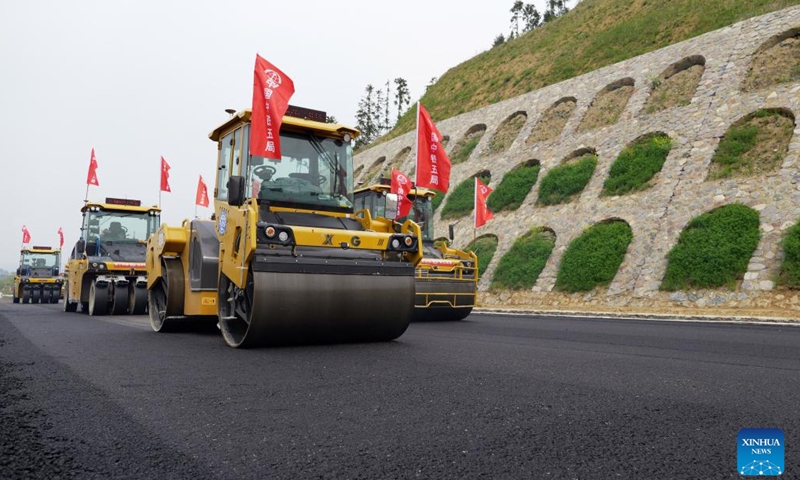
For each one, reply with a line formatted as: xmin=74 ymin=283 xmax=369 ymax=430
xmin=354 ymin=183 xmax=479 ymax=321
xmin=13 ymin=247 xmax=63 ymax=304
xmin=146 ymin=106 xmax=423 ymax=347
xmin=63 ymin=199 xmax=161 ymax=315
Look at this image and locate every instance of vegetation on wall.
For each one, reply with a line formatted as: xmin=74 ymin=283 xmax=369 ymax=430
xmin=465 ymin=235 xmax=499 ymax=277
xmin=555 ymin=220 xmax=633 ymax=292
xmin=661 ymin=204 xmax=760 ymax=290
xmin=491 ymin=228 xmax=556 ymax=290
xmin=778 ymin=220 xmax=800 ymax=288
xmin=602 ymin=133 xmax=672 ymax=196
xmin=486 ymin=162 xmax=540 ymax=212
xmin=440 ymin=173 xmax=491 ymax=220
xmin=537 ymin=154 xmax=597 ymax=206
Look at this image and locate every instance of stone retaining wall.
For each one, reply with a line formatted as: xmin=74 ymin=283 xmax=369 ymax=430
xmin=353 ymin=7 xmax=800 ymax=318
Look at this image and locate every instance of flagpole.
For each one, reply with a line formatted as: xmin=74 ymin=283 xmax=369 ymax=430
xmin=414 ymin=102 xmax=420 ymax=186
xmin=84 ymin=184 xmax=90 ymax=204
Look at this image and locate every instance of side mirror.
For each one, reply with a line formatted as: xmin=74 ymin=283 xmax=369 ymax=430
xmin=448 ymin=223 xmax=456 ymax=241
xmin=228 ymin=175 xmax=246 ymax=207
xmin=76 ymin=239 xmax=86 ymax=256
xmin=384 ymin=193 xmax=399 ymax=220
xmin=16 ymin=268 xmax=21 ymax=276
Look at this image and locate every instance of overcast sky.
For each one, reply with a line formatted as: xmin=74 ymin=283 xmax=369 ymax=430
xmin=0 ymin=0 xmax=570 ymax=271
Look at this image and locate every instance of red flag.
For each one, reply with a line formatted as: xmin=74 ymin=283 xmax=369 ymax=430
xmin=475 ymin=178 xmax=494 ymax=228
xmin=415 ymin=103 xmax=451 ymax=193
xmin=195 ymin=175 xmax=210 ymax=207
xmin=87 ymin=148 xmax=99 ymax=186
xmin=57 ymin=227 xmax=64 ymax=249
xmin=250 ymin=54 xmax=295 ymax=160
xmin=22 ymin=225 xmax=31 ymax=244
xmin=160 ymin=156 xmax=171 ymax=192
xmin=390 ymin=169 xmax=414 ymax=219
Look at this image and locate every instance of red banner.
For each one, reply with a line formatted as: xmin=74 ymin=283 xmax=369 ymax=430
xmin=196 ymin=175 xmax=210 ymax=207
xmin=160 ymin=156 xmax=171 ymax=192
xmin=87 ymin=148 xmax=99 ymax=186
xmin=22 ymin=225 xmax=31 ymax=244
xmin=391 ymin=169 xmax=414 ymax=219
xmin=415 ymin=103 xmax=451 ymax=193
xmin=57 ymin=227 xmax=64 ymax=249
xmin=475 ymin=177 xmax=494 ymax=228
xmin=250 ymin=54 xmax=295 ymax=160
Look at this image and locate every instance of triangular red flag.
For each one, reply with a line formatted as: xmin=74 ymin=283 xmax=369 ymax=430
xmin=390 ymin=169 xmax=414 ymax=219
xmin=22 ymin=225 xmax=31 ymax=244
xmin=57 ymin=227 xmax=64 ymax=249
xmin=250 ymin=54 xmax=295 ymax=160
xmin=415 ymin=103 xmax=451 ymax=193
xmin=87 ymin=148 xmax=100 ymax=186
xmin=160 ymin=156 xmax=171 ymax=192
xmin=196 ymin=175 xmax=210 ymax=207
xmin=475 ymin=177 xmax=494 ymax=228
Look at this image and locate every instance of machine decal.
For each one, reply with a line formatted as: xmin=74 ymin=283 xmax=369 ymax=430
xmin=218 ymin=210 xmax=228 ymax=235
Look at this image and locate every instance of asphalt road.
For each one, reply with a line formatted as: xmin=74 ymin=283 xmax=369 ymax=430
xmin=1 ymin=301 xmax=798 ymax=479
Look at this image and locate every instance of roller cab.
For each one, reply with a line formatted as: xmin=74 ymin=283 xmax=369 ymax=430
xmin=63 ymin=198 xmax=161 ymax=315
xmin=13 ymin=247 xmax=63 ymax=305
xmin=147 ymin=106 xmax=423 ymax=347
xmin=354 ymin=182 xmax=478 ymax=321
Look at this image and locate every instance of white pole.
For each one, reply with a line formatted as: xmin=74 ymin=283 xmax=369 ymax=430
xmin=414 ymin=101 xmax=421 ymax=186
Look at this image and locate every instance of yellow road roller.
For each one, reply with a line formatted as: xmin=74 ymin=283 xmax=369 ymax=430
xmin=63 ymin=198 xmax=161 ymax=315
xmin=13 ymin=246 xmax=63 ymax=304
xmin=354 ymin=182 xmax=478 ymax=321
xmin=146 ymin=106 xmax=423 ymax=347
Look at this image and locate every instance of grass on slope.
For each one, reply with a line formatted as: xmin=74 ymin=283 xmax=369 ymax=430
xmin=376 ymin=0 xmax=798 ymax=145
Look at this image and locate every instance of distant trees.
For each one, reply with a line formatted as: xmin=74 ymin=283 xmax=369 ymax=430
xmin=494 ymin=0 xmax=576 ymax=48
xmin=355 ymin=77 xmax=412 ymax=149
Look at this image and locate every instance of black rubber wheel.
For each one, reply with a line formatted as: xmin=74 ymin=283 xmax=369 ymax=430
xmin=129 ymin=285 xmax=147 ymax=315
xmin=50 ymin=291 xmax=59 ymax=304
xmin=42 ymin=289 xmax=52 ymax=304
xmin=88 ymin=281 xmax=108 ymax=316
xmin=149 ymin=259 xmax=184 ymax=332
xmin=63 ymin=288 xmax=77 ymax=312
xmin=32 ymin=288 xmax=41 ymax=304
xmin=110 ymin=284 xmax=128 ymax=315
xmin=22 ymin=289 xmax=30 ymax=304
xmin=13 ymin=294 xmax=19 ymax=304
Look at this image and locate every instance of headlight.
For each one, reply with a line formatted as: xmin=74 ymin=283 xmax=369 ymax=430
xmin=259 ymin=223 xmax=294 ymax=246
xmin=278 ymin=231 xmax=289 ymax=243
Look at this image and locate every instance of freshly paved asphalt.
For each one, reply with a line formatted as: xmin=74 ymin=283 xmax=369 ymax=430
xmin=1 ymin=300 xmax=798 ymax=479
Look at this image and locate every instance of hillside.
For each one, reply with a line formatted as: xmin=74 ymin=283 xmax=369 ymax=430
xmin=378 ymin=0 xmax=800 ymax=144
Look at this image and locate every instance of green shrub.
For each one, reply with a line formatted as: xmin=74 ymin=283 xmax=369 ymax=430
xmin=537 ymin=155 xmax=597 ymax=206
xmin=451 ymin=137 xmax=480 ymax=164
xmin=708 ymin=109 xmax=794 ymax=180
xmin=440 ymin=174 xmax=491 ymax=220
xmin=661 ymin=204 xmax=760 ymax=290
xmin=778 ymin=221 xmax=800 ymax=288
xmin=465 ymin=235 xmax=499 ymax=277
xmin=602 ymin=134 xmax=671 ymax=196
xmin=486 ymin=164 xmax=540 ymax=212
xmin=555 ymin=221 xmax=633 ymax=292
xmin=491 ymin=228 xmax=555 ymax=290
xmin=430 ymin=189 xmax=445 ymax=212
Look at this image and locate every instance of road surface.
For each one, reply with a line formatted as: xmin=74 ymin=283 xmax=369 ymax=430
xmin=1 ymin=301 xmax=798 ymax=479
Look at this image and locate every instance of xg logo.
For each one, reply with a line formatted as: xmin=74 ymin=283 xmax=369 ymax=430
xmin=351 ymin=236 xmax=361 ymax=247
xmin=322 ymin=234 xmax=334 ymax=245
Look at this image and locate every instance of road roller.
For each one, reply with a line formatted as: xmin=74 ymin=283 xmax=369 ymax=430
xmin=12 ymin=246 xmax=63 ymax=304
xmin=146 ymin=106 xmax=423 ymax=347
xmin=63 ymin=198 xmax=161 ymax=315
xmin=354 ymin=182 xmax=478 ymax=321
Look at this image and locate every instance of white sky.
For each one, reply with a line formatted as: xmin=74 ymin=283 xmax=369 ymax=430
xmin=0 ymin=0 xmax=567 ymax=270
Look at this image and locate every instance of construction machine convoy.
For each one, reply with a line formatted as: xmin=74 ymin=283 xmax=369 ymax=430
xmin=146 ymin=106 xmax=423 ymax=347
xmin=354 ymin=182 xmax=478 ymax=321
xmin=63 ymin=198 xmax=161 ymax=315
xmin=13 ymin=246 xmax=63 ymax=304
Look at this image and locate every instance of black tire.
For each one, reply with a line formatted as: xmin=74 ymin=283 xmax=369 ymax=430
xmin=22 ymin=289 xmax=30 ymax=304
xmin=63 ymin=287 xmax=77 ymax=312
xmin=129 ymin=285 xmax=148 ymax=315
xmin=13 ymin=294 xmax=19 ymax=304
xmin=88 ymin=281 xmax=108 ymax=316
xmin=42 ymin=289 xmax=52 ymax=304
xmin=31 ymin=288 xmax=41 ymax=304
xmin=110 ymin=284 xmax=128 ymax=315
xmin=50 ymin=291 xmax=59 ymax=304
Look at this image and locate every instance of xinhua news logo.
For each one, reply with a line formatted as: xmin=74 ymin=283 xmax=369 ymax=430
xmin=738 ymin=428 xmax=784 ymax=476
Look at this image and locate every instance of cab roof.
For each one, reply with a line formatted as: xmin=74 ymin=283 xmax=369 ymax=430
xmin=209 ymin=108 xmax=360 ymax=142
xmin=81 ymin=201 xmax=161 ymax=214
xmin=21 ymin=248 xmax=60 ymax=254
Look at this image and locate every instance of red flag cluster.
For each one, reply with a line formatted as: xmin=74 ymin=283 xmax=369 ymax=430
xmin=21 ymin=225 xmax=31 ymax=244
xmin=250 ymin=54 xmax=295 ymax=160
xmin=160 ymin=157 xmax=171 ymax=192
xmin=390 ymin=170 xmax=413 ymax=219
xmin=475 ymin=178 xmax=494 ymax=228
xmin=415 ymin=103 xmax=451 ymax=193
